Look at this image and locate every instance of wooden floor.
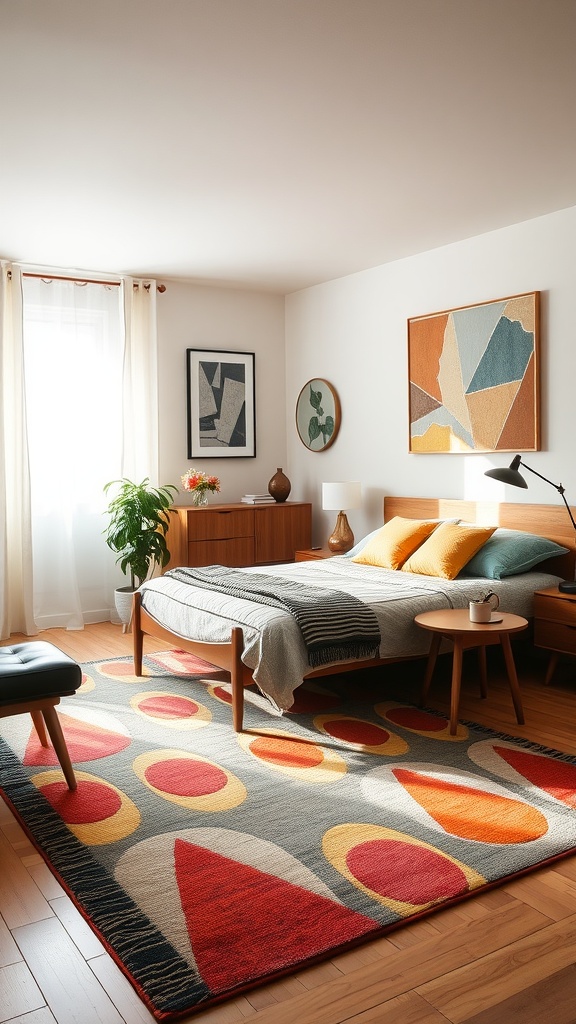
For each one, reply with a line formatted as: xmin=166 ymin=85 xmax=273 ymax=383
xmin=1 ymin=623 xmax=576 ymax=1024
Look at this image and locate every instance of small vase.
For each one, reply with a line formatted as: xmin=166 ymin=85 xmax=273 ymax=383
xmin=268 ymin=468 xmax=291 ymax=503
xmin=191 ymin=490 xmax=209 ymax=507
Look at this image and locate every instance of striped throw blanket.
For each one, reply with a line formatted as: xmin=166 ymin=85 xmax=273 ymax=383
xmin=166 ymin=565 xmax=381 ymax=668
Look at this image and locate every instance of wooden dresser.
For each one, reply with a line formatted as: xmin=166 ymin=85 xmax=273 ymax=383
xmin=164 ymin=502 xmax=312 ymax=570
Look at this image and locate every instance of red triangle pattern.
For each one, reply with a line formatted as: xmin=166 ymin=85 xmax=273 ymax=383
xmin=494 ymin=745 xmax=576 ymax=809
xmin=174 ymin=839 xmax=374 ymax=992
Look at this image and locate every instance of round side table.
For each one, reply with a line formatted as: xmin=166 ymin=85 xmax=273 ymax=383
xmin=414 ymin=608 xmax=528 ymax=735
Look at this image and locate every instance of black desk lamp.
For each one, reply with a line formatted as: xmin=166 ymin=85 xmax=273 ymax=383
xmin=485 ymin=454 xmax=576 ymax=593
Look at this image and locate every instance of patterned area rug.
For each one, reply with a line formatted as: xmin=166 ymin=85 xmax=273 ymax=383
xmin=1 ymin=650 xmax=576 ymax=1021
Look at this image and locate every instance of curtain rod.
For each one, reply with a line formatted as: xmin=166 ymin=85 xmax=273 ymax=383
xmin=9 ymin=270 xmax=166 ymax=292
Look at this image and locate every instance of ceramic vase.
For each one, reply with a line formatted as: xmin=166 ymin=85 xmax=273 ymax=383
xmin=268 ymin=468 xmax=291 ymax=502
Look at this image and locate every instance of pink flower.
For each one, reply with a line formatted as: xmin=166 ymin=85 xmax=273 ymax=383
xmin=181 ymin=469 xmax=221 ymax=494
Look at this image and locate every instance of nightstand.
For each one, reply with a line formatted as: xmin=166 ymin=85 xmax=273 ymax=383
xmin=294 ymin=548 xmax=334 ymax=561
xmin=533 ymin=587 xmax=576 ymax=684
xmin=415 ymin=609 xmax=527 ymax=735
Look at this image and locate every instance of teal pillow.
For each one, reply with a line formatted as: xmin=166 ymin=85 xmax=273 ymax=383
xmin=461 ymin=528 xmax=569 ymax=579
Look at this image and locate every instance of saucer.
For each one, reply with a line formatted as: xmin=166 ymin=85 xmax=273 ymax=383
xmin=489 ymin=614 xmax=503 ymax=623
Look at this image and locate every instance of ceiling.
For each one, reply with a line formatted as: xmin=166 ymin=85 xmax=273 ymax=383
xmin=2 ymin=0 xmax=576 ymax=294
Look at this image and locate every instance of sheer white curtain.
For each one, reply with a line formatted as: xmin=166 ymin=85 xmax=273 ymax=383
xmin=120 ymin=278 xmax=159 ymax=484
xmin=0 ymin=262 xmax=36 ymax=639
xmin=22 ymin=278 xmax=125 ymax=629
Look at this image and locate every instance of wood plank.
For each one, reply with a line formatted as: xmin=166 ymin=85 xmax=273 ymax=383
xmin=8 ymin=1010 xmax=57 ymax=1024
xmin=346 ymin=990 xmax=448 ymax=1023
xmin=417 ymin=913 xmax=576 ymax=1023
xmin=50 ymin=896 xmax=107 ymax=960
xmin=0 ymin=960 xmax=45 ymax=1021
xmin=88 ymin=952 xmax=157 ymax=1024
xmin=0 ymin=912 xmax=21 ymax=968
xmin=226 ymin=902 xmax=549 ymax=1024
xmin=463 ymin=963 xmax=576 ymax=1023
xmin=0 ymin=830 xmax=53 ymax=929
xmin=502 ymin=869 xmax=576 ymax=919
xmin=12 ymin=916 xmax=124 ymax=1024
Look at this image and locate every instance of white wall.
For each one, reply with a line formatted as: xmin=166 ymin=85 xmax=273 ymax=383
xmin=156 ymin=281 xmax=287 ymax=504
xmin=285 ymin=206 xmax=576 ymax=547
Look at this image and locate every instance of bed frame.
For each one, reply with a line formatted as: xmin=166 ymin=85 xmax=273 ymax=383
xmin=132 ymin=497 xmax=576 ymax=731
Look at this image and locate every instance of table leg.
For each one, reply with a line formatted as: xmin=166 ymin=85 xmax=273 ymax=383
xmin=544 ymin=652 xmax=559 ymax=686
xmin=450 ymin=637 xmax=463 ymax=735
xmin=478 ymin=645 xmax=488 ymax=698
xmin=500 ymin=634 xmax=525 ymax=725
xmin=421 ymin=633 xmax=442 ymax=705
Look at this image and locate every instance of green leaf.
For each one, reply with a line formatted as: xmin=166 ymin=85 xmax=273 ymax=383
xmin=308 ymin=416 xmax=322 ymax=443
xmin=309 ymin=386 xmax=324 ymax=417
xmin=103 ymin=477 xmax=179 ymax=585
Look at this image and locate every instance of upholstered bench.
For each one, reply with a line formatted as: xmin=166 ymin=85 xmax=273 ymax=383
xmin=0 ymin=641 xmax=82 ymax=790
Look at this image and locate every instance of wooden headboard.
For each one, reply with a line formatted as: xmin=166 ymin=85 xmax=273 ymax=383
xmin=383 ymin=496 xmax=576 ymax=579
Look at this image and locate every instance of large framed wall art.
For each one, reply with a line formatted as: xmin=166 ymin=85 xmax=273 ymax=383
xmin=186 ymin=349 xmax=256 ymax=458
xmin=408 ymin=292 xmax=540 ymax=454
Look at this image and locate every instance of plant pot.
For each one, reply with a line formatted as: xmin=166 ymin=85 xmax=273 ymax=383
xmin=114 ymin=585 xmax=137 ymax=633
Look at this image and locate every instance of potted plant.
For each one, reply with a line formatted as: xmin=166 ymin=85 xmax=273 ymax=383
xmin=103 ymin=477 xmax=179 ymax=629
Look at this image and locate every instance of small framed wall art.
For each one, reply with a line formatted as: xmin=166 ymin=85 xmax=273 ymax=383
xmin=295 ymin=378 xmax=341 ymax=451
xmin=186 ymin=349 xmax=256 ymax=458
xmin=408 ymin=292 xmax=540 ymax=453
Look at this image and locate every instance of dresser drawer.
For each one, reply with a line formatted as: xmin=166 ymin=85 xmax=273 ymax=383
xmin=187 ymin=509 xmax=254 ymax=541
xmin=188 ymin=538 xmax=255 ymax=567
xmin=534 ymin=594 xmax=576 ymax=627
xmin=534 ymin=619 xmax=576 ymax=656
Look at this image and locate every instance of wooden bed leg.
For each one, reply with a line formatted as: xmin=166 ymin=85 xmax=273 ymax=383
xmin=230 ymin=627 xmax=244 ymax=732
xmin=132 ymin=592 xmax=144 ymax=676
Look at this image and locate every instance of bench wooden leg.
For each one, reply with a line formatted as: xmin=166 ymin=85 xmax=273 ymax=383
xmin=42 ymin=707 xmax=77 ymax=791
xmin=30 ymin=710 xmax=49 ymax=747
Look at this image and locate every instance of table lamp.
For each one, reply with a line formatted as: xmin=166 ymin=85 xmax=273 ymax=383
xmin=322 ymin=481 xmax=361 ymax=553
xmin=485 ymin=454 xmax=576 ymax=593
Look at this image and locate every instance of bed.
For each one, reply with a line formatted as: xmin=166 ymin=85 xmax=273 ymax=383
xmin=132 ymin=497 xmax=575 ymax=730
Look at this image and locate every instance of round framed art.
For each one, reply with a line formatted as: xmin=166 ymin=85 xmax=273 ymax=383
xmin=295 ymin=378 xmax=341 ymax=452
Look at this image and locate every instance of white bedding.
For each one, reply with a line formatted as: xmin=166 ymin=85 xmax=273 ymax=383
xmin=139 ymin=558 xmax=561 ymax=711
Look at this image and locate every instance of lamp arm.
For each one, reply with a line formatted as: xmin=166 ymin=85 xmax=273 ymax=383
xmin=519 ymin=460 xmax=576 ymax=532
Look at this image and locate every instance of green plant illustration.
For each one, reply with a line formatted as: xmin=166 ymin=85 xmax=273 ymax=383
xmin=307 ymin=384 xmax=334 ymax=446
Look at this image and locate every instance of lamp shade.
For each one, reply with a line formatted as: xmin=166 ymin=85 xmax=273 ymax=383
xmin=484 ymin=455 xmax=527 ymax=488
xmin=322 ymin=481 xmax=361 ymax=511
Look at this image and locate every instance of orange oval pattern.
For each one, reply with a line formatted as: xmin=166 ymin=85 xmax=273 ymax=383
xmin=238 ymin=728 xmax=347 ymax=783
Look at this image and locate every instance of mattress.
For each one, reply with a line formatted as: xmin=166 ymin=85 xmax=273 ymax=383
xmin=139 ymin=558 xmax=561 ymax=711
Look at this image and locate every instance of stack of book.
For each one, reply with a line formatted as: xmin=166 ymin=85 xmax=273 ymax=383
xmin=241 ymin=493 xmax=276 ymax=504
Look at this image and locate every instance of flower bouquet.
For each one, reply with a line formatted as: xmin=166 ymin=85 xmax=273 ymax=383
xmin=181 ymin=469 xmax=221 ymax=506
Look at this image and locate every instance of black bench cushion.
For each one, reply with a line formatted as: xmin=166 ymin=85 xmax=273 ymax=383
xmin=0 ymin=642 xmax=82 ymax=704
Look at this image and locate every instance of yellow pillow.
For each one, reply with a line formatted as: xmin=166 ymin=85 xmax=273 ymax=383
xmin=401 ymin=522 xmax=496 ymax=579
xmin=351 ymin=517 xmax=439 ymax=570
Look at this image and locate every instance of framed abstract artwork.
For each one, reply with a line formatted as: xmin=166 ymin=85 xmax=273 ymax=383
xmin=295 ymin=378 xmax=341 ymax=452
xmin=186 ymin=349 xmax=256 ymax=458
xmin=408 ymin=292 xmax=540 ymax=453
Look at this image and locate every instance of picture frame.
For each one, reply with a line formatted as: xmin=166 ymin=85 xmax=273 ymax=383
xmin=408 ymin=292 xmax=540 ymax=454
xmin=295 ymin=378 xmax=341 ymax=452
xmin=186 ymin=349 xmax=256 ymax=458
